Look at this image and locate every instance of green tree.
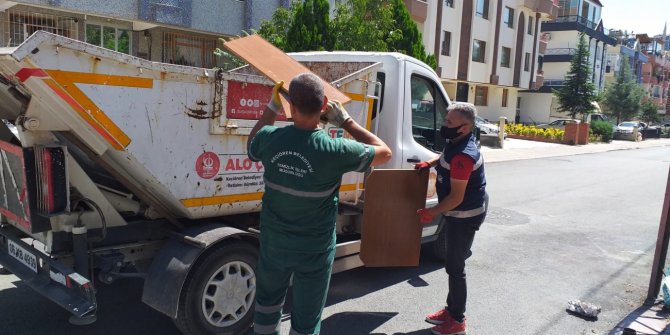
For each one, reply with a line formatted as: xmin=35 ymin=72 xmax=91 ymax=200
xmin=387 ymin=0 xmax=436 ymax=69
xmin=286 ymin=0 xmax=334 ymax=52
xmin=554 ymin=34 xmax=597 ymax=120
xmin=640 ymin=99 xmax=662 ymax=124
xmin=601 ymin=56 xmax=643 ymax=124
xmin=257 ymin=7 xmax=293 ymax=51
xmin=332 ymin=0 xmax=391 ymax=52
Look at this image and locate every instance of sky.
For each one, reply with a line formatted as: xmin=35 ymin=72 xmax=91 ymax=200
xmin=600 ymin=0 xmax=668 ymax=36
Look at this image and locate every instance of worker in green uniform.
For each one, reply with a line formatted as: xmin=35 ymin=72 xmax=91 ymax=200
xmin=247 ymin=73 xmax=392 ymax=335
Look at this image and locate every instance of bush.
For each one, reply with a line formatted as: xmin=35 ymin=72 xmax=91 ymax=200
xmin=590 ymin=120 xmax=614 ymax=142
xmin=504 ymin=123 xmax=565 ymax=141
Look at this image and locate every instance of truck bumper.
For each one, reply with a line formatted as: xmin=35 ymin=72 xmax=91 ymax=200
xmin=0 ymin=225 xmax=96 ymax=318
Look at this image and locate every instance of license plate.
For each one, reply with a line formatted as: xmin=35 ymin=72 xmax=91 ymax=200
xmin=8 ymin=239 xmax=37 ymax=273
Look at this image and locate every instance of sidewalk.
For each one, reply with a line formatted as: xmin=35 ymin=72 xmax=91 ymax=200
xmin=480 ymin=137 xmax=670 ymax=163
xmin=480 ymin=137 xmax=670 ymax=334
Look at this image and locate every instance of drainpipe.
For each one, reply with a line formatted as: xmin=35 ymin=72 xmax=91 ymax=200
xmin=244 ymin=0 xmax=253 ymax=32
xmin=490 ymin=0 xmax=502 ymax=84
xmin=433 ymin=0 xmax=444 ymax=73
xmin=529 ymin=12 xmax=541 ymax=89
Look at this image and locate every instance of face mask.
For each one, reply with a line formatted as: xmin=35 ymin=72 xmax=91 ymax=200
xmin=440 ymin=125 xmax=464 ymax=140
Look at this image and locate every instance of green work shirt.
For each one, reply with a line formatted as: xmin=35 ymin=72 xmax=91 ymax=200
xmin=248 ymin=125 xmax=375 ymax=253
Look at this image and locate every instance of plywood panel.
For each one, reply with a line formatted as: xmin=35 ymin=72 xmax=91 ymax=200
xmin=360 ymin=169 xmax=429 ymax=267
xmin=223 ymin=35 xmax=351 ymax=109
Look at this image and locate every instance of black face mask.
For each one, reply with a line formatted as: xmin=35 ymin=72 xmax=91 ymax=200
xmin=440 ymin=125 xmax=464 ymax=140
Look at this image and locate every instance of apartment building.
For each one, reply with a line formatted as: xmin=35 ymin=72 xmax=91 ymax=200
xmin=406 ymin=0 xmax=558 ymax=122
xmin=603 ymin=32 xmax=648 ymax=86
xmin=637 ymin=34 xmax=670 ymax=120
xmin=0 ymin=0 xmax=287 ymax=68
xmin=519 ymin=0 xmax=616 ymax=124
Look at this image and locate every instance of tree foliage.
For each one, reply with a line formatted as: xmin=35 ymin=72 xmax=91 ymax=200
xmin=554 ymin=34 xmax=597 ymax=120
xmin=640 ymin=99 xmax=662 ymax=124
xmin=287 ymin=0 xmax=334 ymax=52
xmin=257 ymin=7 xmax=292 ymax=51
xmin=258 ymin=0 xmax=436 ymax=69
xmin=601 ymin=56 xmax=643 ymax=124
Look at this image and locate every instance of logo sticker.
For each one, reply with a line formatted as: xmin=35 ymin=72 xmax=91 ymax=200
xmin=196 ymin=152 xmax=221 ymax=179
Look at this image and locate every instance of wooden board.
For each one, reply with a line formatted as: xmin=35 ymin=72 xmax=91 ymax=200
xmin=223 ymin=35 xmax=352 ymax=109
xmin=360 ymin=169 xmax=429 ymax=267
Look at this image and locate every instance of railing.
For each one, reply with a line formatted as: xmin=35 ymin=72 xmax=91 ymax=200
xmin=548 ymin=15 xmax=598 ymax=30
xmin=543 ymin=79 xmax=565 ymax=86
xmin=545 ymin=48 xmax=576 ymax=56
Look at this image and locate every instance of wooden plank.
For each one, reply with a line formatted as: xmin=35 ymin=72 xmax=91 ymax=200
xmin=360 ymin=169 xmax=429 ymax=267
xmin=222 ymin=35 xmax=351 ymax=109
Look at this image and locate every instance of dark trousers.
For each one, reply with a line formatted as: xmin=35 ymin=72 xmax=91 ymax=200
xmin=442 ymin=213 xmax=485 ymax=323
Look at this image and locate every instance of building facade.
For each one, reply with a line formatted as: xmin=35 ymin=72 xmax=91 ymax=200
xmin=0 ymin=0 xmax=287 ymax=68
xmin=407 ymin=0 xmax=558 ymax=122
xmin=603 ymin=33 xmax=648 ymax=86
xmin=518 ymin=0 xmax=616 ymax=124
xmin=636 ymin=34 xmax=670 ymax=120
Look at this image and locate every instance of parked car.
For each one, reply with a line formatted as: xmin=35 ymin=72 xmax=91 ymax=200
xmin=536 ymin=119 xmax=580 ymax=130
xmin=475 ymin=116 xmax=507 ymax=139
xmin=613 ymin=121 xmax=647 ymax=141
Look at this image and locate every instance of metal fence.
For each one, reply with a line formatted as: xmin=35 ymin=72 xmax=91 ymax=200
xmin=2 ymin=9 xmax=78 ymax=47
xmin=162 ymin=31 xmax=222 ymax=68
xmin=545 ymin=48 xmax=577 ymax=56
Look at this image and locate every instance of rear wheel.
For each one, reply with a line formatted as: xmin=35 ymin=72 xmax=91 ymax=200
xmin=174 ymin=241 xmax=258 ymax=335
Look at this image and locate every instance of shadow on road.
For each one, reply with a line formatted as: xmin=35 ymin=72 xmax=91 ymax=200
xmin=1 ymin=247 xmax=444 ymax=335
xmin=607 ymin=302 xmax=670 ymax=335
xmin=0 ymin=276 xmax=180 ymax=335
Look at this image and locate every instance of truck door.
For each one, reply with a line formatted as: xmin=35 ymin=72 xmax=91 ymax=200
xmin=401 ymin=62 xmax=450 ymax=169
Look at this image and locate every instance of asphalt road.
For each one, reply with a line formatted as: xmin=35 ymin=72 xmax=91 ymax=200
xmin=1 ymin=146 xmax=669 ymax=335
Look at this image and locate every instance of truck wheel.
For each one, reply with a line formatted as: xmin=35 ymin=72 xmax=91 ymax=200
xmin=431 ymin=226 xmax=448 ymax=262
xmin=174 ymin=241 xmax=258 ymax=335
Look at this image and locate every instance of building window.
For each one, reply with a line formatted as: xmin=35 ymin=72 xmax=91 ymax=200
xmin=502 ymin=88 xmax=509 ymax=107
xmin=86 ymin=24 xmax=131 ymax=54
xmin=445 ymin=0 xmax=454 ymax=8
xmin=472 ymin=40 xmax=486 ymax=63
xmin=524 ymin=52 xmax=531 ymax=72
xmin=441 ymin=31 xmax=451 ymax=56
xmin=528 ymin=17 xmax=534 ymax=35
xmin=4 ymin=9 xmax=78 ymax=47
xmin=501 ymin=47 xmax=511 ymax=68
xmin=476 ymin=0 xmax=489 ymax=19
xmin=475 ymin=86 xmax=488 ymax=106
xmin=503 ymin=7 xmax=514 ymax=28
xmin=162 ymin=32 xmax=222 ymax=68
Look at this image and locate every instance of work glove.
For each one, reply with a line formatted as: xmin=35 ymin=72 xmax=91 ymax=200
xmin=267 ymin=80 xmax=284 ymax=114
xmin=417 ymin=208 xmax=434 ymax=224
xmin=414 ymin=161 xmax=432 ymax=174
xmin=323 ymin=100 xmax=352 ymax=127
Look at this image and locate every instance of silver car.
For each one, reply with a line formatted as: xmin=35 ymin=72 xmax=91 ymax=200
xmin=613 ymin=121 xmax=646 ymax=141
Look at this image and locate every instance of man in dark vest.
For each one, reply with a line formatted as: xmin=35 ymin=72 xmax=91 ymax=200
xmin=415 ymin=102 xmax=488 ymax=335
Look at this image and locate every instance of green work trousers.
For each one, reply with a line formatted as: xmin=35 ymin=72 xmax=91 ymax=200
xmin=253 ymin=244 xmax=336 ymax=335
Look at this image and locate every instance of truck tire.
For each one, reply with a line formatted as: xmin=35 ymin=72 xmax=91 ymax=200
xmin=431 ymin=226 xmax=448 ymax=262
xmin=174 ymin=241 xmax=258 ymax=335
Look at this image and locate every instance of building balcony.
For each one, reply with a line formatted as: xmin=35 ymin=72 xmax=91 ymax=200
xmin=520 ymin=0 xmax=558 ymax=19
xmin=403 ymin=0 xmax=428 ymax=22
xmin=543 ymin=48 xmax=576 ymax=62
xmin=541 ymin=15 xmax=617 ymax=45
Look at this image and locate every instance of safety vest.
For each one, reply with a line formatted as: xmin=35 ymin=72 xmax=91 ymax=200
xmin=435 ymin=133 xmax=487 ymax=218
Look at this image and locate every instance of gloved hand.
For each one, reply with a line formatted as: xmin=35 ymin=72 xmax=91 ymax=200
xmin=267 ymin=80 xmax=284 ymax=114
xmin=323 ymin=100 xmax=352 ymax=127
xmin=414 ymin=161 xmax=432 ymax=173
xmin=417 ymin=208 xmax=434 ymax=224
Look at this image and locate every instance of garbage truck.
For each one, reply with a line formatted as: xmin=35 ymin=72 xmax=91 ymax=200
xmin=0 ymin=31 xmax=453 ymax=335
